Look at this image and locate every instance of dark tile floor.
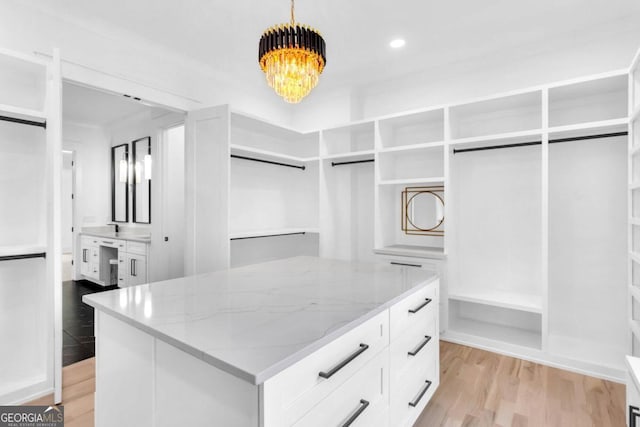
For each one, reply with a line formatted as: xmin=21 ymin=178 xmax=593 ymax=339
xmin=63 ymin=280 xmax=117 ymax=366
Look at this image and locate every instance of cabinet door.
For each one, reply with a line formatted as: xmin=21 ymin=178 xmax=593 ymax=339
xmin=127 ymin=254 xmax=147 ymax=286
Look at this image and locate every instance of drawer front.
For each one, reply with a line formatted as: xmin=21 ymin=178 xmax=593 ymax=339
xmin=81 ymin=236 xmax=97 ymax=248
xmin=390 ymin=315 xmax=436 ymax=379
xmin=292 ymin=350 xmax=388 ymax=427
xmin=263 ymin=310 xmax=389 ymax=426
xmin=117 ymin=253 xmax=127 ymax=286
xmin=390 ymin=282 xmax=437 ymax=341
xmin=390 ymin=350 xmax=438 ymax=427
xmin=127 ymin=241 xmax=147 ymax=256
xmin=99 ymin=238 xmax=123 ymax=249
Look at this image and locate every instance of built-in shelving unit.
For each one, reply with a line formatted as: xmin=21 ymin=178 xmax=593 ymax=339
xmin=0 ymin=48 xmax=61 ymax=405
xmin=322 ymin=121 xmax=375 ymax=156
xmin=228 ymin=112 xmax=320 ymax=267
xmin=630 ymin=51 xmax=640 ymax=361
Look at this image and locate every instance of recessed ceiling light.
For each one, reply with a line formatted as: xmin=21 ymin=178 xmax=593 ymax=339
xmin=390 ymin=39 xmax=406 ymax=49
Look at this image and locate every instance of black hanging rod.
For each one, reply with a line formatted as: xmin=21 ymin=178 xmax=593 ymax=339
xmin=453 ymin=131 xmax=628 ymax=154
xmin=331 ymin=159 xmax=375 ymax=167
xmin=230 ymin=232 xmax=306 ymax=241
xmin=231 ymin=154 xmax=305 ymax=170
xmin=0 ymin=252 xmax=46 ymax=262
xmin=0 ymin=115 xmax=46 ymax=129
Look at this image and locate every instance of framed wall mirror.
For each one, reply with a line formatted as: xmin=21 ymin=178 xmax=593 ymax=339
xmin=132 ymin=136 xmax=151 ymax=224
xmin=401 ymin=186 xmax=444 ymax=236
xmin=111 ymin=143 xmax=129 ymax=223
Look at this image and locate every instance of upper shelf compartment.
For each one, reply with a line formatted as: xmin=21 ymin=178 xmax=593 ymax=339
xmin=378 ymin=109 xmax=444 ymax=149
xmin=450 ymin=91 xmax=542 ymax=140
xmin=0 ymin=51 xmax=47 ymax=117
xmin=230 ymin=111 xmax=319 ymax=160
xmin=322 ymin=121 xmax=375 ymax=156
xmin=549 ymin=74 xmax=628 ymax=128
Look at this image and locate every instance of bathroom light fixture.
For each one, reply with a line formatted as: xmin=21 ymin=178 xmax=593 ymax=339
xmin=258 ymin=0 xmax=326 ymax=103
xmin=390 ymin=39 xmax=406 ymax=49
xmin=144 ymin=154 xmax=152 ymax=180
xmin=119 ymin=157 xmax=128 ymax=183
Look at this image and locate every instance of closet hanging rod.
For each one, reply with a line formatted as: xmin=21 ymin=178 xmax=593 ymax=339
xmin=230 ymin=232 xmax=306 ymax=240
xmin=230 ymin=154 xmax=306 ymax=170
xmin=0 ymin=252 xmax=46 ymax=262
xmin=452 ymin=131 xmax=628 ymax=154
xmin=331 ymin=159 xmax=375 ymax=167
xmin=0 ymin=115 xmax=46 ymax=129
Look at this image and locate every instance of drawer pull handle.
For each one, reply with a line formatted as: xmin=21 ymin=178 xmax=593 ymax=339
xmin=408 ymin=298 xmax=432 ymax=314
xmin=631 ymin=405 xmax=640 ymax=427
xmin=408 ymin=335 xmax=432 ymax=357
xmin=318 ymin=343 xmax=369 ymax=379
xmin=341 ymin=399 xmax=370 ymax=427
xmin=390 ymin=261 xmax=422 ymax=268
xmin=409 ymin=380 xmax=432 ymax=408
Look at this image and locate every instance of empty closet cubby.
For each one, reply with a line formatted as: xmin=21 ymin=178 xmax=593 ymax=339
xmin=230 ymin=112 xmax=319 ymax=159
xmin=378 ymin=144 xmax=444 ymax=183
xmin=0 ymin=53 xmax=46 ymax=113
xmin=548 ymin=75 xmax=628 ymax=127
xmin=632 ymin=120 xmax=640 ymax=156
xmin=448 ymin=144 xmax=543 ymax=315
xmin=449 ymin=91 xmax=542 ymax=140
xmin=319 ymin=158 xmax=375 ymax=262
xmin=378 ymin=109 xmax=444 ymax=149
xmin=548 ymin=135 xmax=627 ymax=371
xmin=322 ymin=121 xmax=375 ymax=157
xmin=448 ymin=300 xmax=542 ymax=349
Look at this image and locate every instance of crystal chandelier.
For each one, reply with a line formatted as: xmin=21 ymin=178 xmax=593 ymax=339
xmin=258 ymin=0 xmax=326 ymax=104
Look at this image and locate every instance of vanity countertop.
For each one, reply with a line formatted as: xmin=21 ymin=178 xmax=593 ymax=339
xmin=83 ymin=256 xmax=437 ymax=385
xmin=80 ymin=230 xmax=151 ymax=243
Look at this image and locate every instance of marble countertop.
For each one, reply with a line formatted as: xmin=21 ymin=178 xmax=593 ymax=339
xmin=83 ymin=256 xmax=437 ymax=385
xmin=80 ymin=230 xmax=151 ymax=243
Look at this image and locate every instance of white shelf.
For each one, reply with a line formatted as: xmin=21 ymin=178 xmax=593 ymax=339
xmin=0 ymin=244 xmax=47 ymax=258
xmin=630 ymin=145 xmax=640 ymax=157
xmin=322 ymin=150 xmax=375 ymax=160
xmin=378 ymin=141 xmax=445 ymax=154
xmin=630 ymin=285 xmax=640 ymax=304
xmin=632 ymin=320 xmax=640 ymax=342
xmin=0 ymin=104 xmax=46 ymax=123
xmin=450 ymin=129 xmax=542 ymax=148
xmin=446 ymin=317 xmax=542 ymax=350
xmin=631 ymin=182 xmax=640 ymax=191
xmin=632 ymin=104 xmax=640 ymax=123
xmin=631 ymin=217 xmax=640 ymax=226
xmin=230 ymin=144 xmax=318 ymax=163
xmin=229 ymin=228 xmax=319 ymax=240
xmin=373 ymin=245 xmax=445 ymax=260
xmin=448 ymin=288 xmax=543 ymax=313
xmin=377 ymin=177 xmax=444 ymax=186
xmin=631 ymin=251 xmax=640 ymax=264
xmin=547 ymin=117 xmax=628 ymax=136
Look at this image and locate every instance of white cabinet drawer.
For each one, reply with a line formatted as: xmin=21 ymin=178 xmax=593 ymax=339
xmin=99 ymin=238 xmax=124 ymax=249
xmin=390 ymin=348 xmax=437 ymax=427
xmin=263 ymin=310 xmax=389 ymax=426
xmin=80 ymin=236 xmax=97 ymax=248
xmin=292 ymin=350 xmax=389 ymax=427
xmin=390 ymin=282 xmax=437 ymax=341
xmin=390 ymin=315 xmax=436 ymax=379
xmin=127 ymin=241 xmax=147 ymax=256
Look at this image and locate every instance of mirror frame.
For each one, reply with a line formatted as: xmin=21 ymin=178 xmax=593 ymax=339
xmin=111 ymin=143 xmax=129 ymax=223
xmin=401 ymin=186 xmax=445 ymax=236
xmin=132 ymin=136 xmax=151 ymax=224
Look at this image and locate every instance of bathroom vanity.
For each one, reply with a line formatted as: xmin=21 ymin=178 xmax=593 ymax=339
xmin=83 ymin=256 xmax=439 ymax=427
xmin=79 ymin=230 xmax=150 ymax=287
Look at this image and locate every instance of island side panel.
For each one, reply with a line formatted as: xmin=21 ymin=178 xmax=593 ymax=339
xmin=155 ymin=340 xmax=259 ymax=427
xmin=95 ymin=311 xmax=260 ymax=427
xmin=95 ymin=311 xmax=154 ymax=427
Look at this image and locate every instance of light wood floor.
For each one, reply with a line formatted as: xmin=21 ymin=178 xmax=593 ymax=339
xmin=27 ymin=357 xmax=95 ymax=427
xmin=28 ymin=342 xmax=625 ymax=427
xmin=416 ymin=342 xmax=626 ymax=427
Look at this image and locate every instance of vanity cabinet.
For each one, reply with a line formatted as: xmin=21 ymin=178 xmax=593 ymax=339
xmin=80 ymin=233 xmax=149 ymax=287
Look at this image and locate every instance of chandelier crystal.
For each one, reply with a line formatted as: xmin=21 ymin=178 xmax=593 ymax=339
xmin=258 ymin=0 xmax=326 ymax=103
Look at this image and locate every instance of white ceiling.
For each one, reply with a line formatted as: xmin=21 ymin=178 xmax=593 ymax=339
xmin=25 ymin=0 xmax=640 ymax=91
xmin=62 ymin=82 xmax=152 ymax=126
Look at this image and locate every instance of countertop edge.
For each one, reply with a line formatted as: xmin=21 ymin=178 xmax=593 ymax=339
xmin=80 ymin=231 xmax=151 ymax=244
xmin=84 ymin=274 xmax=438 ymax=386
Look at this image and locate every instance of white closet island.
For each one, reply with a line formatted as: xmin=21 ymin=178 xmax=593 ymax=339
xmin=83 ymin=257 xmax=439 ymax=427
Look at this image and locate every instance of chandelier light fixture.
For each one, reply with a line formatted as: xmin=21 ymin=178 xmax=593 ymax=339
xmin=258 ymin=0 xmax=326 ymax=104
